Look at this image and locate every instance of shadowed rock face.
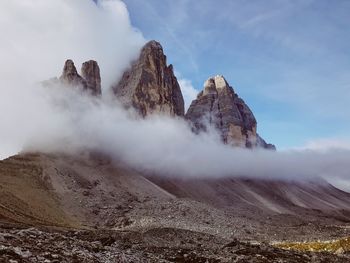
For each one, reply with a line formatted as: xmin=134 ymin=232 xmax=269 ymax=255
xmin=81 ymin=60 xmax=101 ymax=96
xmin=59 ymin=59 xmax=101 ymax=96
xmin=59 ymin=60 xmax=87 ymax=89
xmin=186 ymin=75 xmax=275 ymax=149
xmin=112 ymin=40 xmax=185 ymax=117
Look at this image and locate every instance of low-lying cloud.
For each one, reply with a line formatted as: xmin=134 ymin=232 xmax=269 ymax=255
xmin=1 ymin=0 xmax=350 ymax=191
xmin=20 ymin=85 xmax=350 ymax=186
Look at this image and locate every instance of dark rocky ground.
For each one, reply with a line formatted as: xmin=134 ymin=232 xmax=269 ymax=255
xmin=1 ymin=223 xmax=350 ymax=263
xmin=2 ymin=154 xmax=350 ymax=262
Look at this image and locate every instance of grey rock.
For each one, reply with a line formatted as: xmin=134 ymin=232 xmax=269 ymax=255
xmin=59 ymin=59 xmax=87 ymax=89
xmin=257 ymin=134 xmax=276 ymax=150
xmin=13 ymin=247 xmax=32 ymax=258
xmin=81 ymin=60 xmax=102 ymax=96
xmin=186 ymin=75 xmax=275 ymax=149
xmin=113 ymin=40 xmax=184 ymax=117
xmin=57 ymin=59 xmax=101 ymax=96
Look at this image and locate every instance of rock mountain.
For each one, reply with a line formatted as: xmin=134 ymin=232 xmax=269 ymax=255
xmin=112 ymin=40 xmax=274 ymax=149
xmin=59 ymin=59 xmax=102 ymax=96
xmin=112 ymin=40 xmax=185 ymax=117
xmin=186 ymin=75 xmax=275 ymax=149
xmin=3 ymin=40 xmax=350 ymax=262
xmin=52 ymin=41 xmax=273 ymax=149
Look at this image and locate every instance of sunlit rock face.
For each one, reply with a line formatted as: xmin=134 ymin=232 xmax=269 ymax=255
xmin=186 ymin=75 xmax=275 ymax=149
xmin=112 ymin=40 xmax=184 ymax=117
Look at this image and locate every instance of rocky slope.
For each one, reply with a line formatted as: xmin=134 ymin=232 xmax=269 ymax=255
xmin=112 ymin=40 xmax=184 ymax=117
xmin=1 ymin=153 xmax=350 ymax=240
xmin=186 ymin=75 xmax=275 ymax=149
xmin=1 ymin=153 xmax=350 ymax=262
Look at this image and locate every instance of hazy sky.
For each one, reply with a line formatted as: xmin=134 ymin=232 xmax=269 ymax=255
xmin=123 ymin=0 xmax=350 ymax=149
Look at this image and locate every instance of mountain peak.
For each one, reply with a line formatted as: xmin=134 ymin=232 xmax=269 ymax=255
xmin=143 ymin=40 xmax=163 ymax=51
xmin=60 ymin=59 xmax=81 ymax=84
xmin=186 ymin=76 xmax=275 ymax=149
xmin=55 ymin=59 xmax=101 ymax=96
xmin=113 ymin=40 xmax=184 ymax=117
xmin=203 ymin=75 xmax=231 ymax=96
xmin=81 ymin=60 xmax=101 ymax=96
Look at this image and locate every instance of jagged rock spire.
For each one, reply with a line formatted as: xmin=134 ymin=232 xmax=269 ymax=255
xmin=186 ymin=75 xmax=275 ymax=149
xmin=112 ymin=40 xmax=184 ymax=117
xmin=59 ymin=60 xmax=87 ymax=88
xmin=81 ymin=60 xmax=101 ymax=96
xmin=58 ymin=59 xmax=101 ymax=96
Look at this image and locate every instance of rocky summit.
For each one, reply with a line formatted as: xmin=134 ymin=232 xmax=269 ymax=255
xmin=112 ymin=41 xmax=274 ymax=149
xmin=59 ymin=59 xmax=101 ymax=96
xmin=112 ymin=40 xmax=185 ymax=117
xmin=186 ymin=75 xmax=275 ymax=149
xmin=81 ymin=60 xmax=102 ymax=96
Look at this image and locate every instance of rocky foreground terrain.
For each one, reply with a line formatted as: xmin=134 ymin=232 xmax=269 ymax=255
xmin=2 ymin=225 xmax=350 ymax=263
xmin=1 ymin=153 xmax=350 ymax=262
xmin=2 ymin=40 xmax=350 ymax=262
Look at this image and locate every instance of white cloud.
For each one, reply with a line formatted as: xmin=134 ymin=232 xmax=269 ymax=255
xmin=178 ymin=78 xmax=198 ymax=111
xmin=14 ymin=85 xmax=350 ymax=185
xmin=0 ymin=0 xmax=144 ymax=87
xmin=0 ymin=0 xmax=145 ymax=159
xmin=297 ymin=138 xmax=350 ymax=152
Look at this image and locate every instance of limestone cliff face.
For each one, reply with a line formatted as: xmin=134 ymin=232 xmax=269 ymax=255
xmin=58 ymin=59 xmax=101 ymax=96
xmin=112 ymin=41 xmax=184 ymax=117
xmin=186 ymin=76 xmax=275 ymax=149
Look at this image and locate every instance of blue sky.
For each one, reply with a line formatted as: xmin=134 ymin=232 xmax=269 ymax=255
xmin=123 ymin=0 xmax=350 ymax=149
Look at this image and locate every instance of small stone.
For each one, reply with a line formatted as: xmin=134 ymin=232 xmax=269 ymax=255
xmin=335 ymin=247 xmax=344 ymax=254
xmin=13 ymin=247 xmax=32 ymax=258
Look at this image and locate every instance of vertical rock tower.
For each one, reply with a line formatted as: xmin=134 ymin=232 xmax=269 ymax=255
xmin=81 ymin=60 xmax=102 ymax=96
xmin=53 ymin=41 xmax=274 ymax=150
xmin=112 ymin=41 xmax=185 ymax=117
xmin=59 ymin=59 xmax=101 ymax=96
xmin=186 ymin=75 xmax=275 ymax=149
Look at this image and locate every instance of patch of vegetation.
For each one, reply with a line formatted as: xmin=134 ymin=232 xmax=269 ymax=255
xmin=276 ymin=237 xmax=350 ymax=253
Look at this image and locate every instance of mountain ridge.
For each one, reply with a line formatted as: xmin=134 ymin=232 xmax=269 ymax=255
xmin=3 ymin=40 xmax=350 ymax=262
